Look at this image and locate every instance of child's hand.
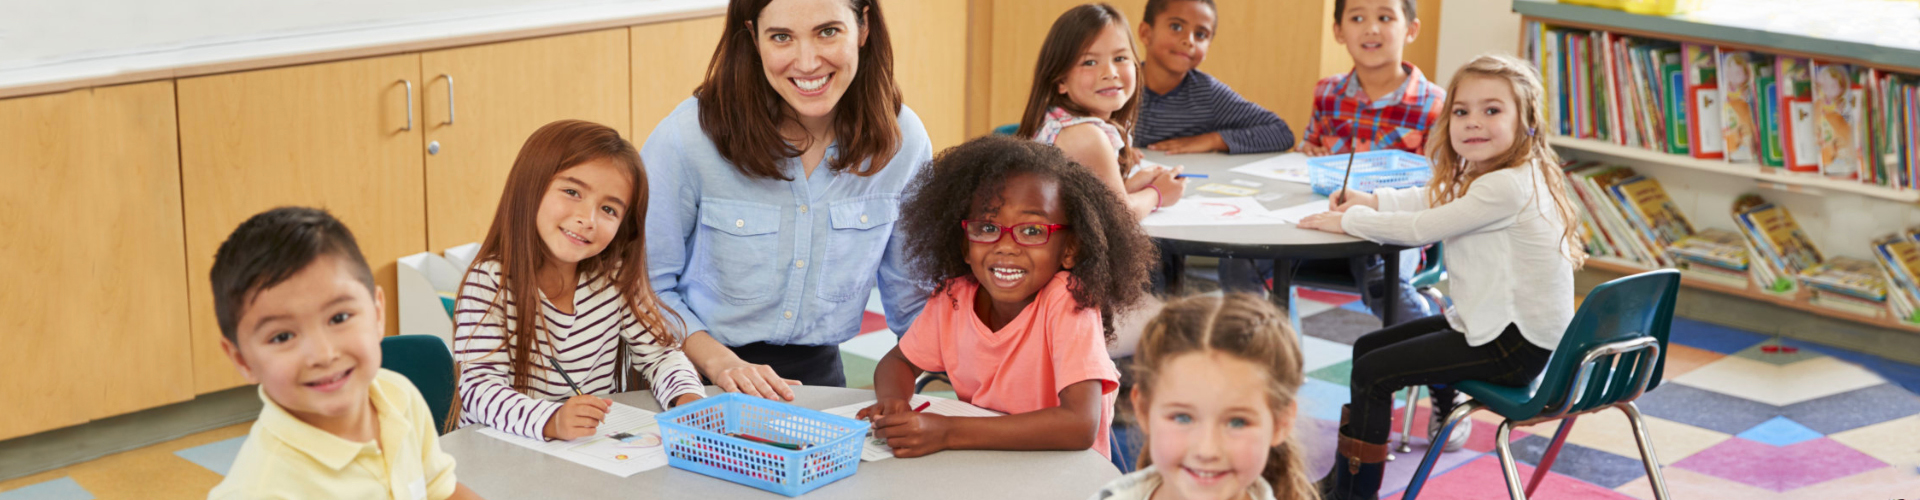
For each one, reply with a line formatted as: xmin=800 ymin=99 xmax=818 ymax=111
xmin=1121 ymin=147 xmax=1146 ymax=168
xmin=1298 ymin=211 xmax=1348 ymax=235
xmin=1147 ymin=133 xmax=1228 ymax=154
xmin=543 ymin=395 xmax=611 ymax=441
xmin=855 ymin=397 xmax=912 ymax=421
xmin=872 ymin=412 xmax=952 ymax=458
xmin=1124 ymin=164 xmax=1167 ymax=192
xmin=1150 ymin=165 xmax=1189 ymax=206
xmin=1297 ymin=142 xmax=1330 ymax=157
xmin=1327 ymin=189 xmax=1378 ymax=212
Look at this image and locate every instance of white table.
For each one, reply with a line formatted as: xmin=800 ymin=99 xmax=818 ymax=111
xmin=1141 ymin=150 xmax=1411 ymax=323
xmin=440 ymin=386 xmax=1121 ymax=499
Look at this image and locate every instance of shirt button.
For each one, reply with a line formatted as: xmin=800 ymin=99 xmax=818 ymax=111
xmin=859 ymin=214 xmax=869 ymax=224
xmin=783 ymin=311 xmax=794 ymax=319
xmin=799 ymin=205 xmax=808 ymax=213
xmin=795 ymin=260 xmax=806 ymax=268
xmin=734 ymin=219 xmax=745 ymax=228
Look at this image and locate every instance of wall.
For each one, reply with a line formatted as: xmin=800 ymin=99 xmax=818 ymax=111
xmin=1432 ymin=0 xmax=1520 ymax=85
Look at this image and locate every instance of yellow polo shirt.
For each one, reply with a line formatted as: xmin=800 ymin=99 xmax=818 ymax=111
xmin=210 ymin=369 xmax=458 ymax=500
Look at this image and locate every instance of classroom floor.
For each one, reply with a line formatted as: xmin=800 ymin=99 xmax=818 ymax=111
xmin=7 ymin=288 xmax=1920 ymax=500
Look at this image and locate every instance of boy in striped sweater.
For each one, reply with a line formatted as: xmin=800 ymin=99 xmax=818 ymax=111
xmin=1133 ymin=0 xmax=1294 ymax=154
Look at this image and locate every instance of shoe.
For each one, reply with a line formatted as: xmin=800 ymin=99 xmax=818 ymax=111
xmin=1428 ymin=393 xmax=1471 ymax=452
xmin=1322 ymin=433 xmax=1388 ymax=500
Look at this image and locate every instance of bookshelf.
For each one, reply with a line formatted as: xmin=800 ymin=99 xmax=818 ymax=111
xmin=1551 ymin=136 xmax=1920 ymax=203
xmin=1515 ymin=0 xmax=1920 ymax=334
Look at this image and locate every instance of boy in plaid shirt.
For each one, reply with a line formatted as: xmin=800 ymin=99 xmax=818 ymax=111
xmin=1297 ymin=0 xmax=1445 ymax=156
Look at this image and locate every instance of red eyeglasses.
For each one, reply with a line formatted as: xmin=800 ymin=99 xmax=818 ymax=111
xmin=961 ymin=220 xmax=1070 ymax=246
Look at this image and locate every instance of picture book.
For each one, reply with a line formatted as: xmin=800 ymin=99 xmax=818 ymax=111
xmin=1685 ymin=44 xmax=1724 ymax=159
xmin=1813 ymin=61 xmax=1864 ymax=180
xmin=1778 ymin=57 xmax=1821 ymax=173
xmin=1798 ymin=256 xmax=1887 ymax=301
xmin=1717 ymin=49 xmax=1761 ymax=163
xmin=1669 ymin=228 xmax=1749 ymax=270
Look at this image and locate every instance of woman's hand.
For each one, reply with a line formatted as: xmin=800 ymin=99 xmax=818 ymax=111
xmin=872 ymin=411 xmax=952 ymax=458
xmin=542 ymin=394 xmax=611 ymax=441
xmin=706 ymin=356 xmax=800 ymax=401
xmin=1326 ymin=189 xmax=1378 ymax=212
xmin=1298 ymin=211 xmax=1348 ymax=235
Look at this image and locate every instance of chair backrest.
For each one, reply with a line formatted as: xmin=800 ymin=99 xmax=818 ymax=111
xmin=1525 ymin=269 xmax=1680 ymax=419
xmin=992 ymin=123 xmax=1020 ymax=136
xmin=381 ymin=335 xmax=456 ymax=435
xmin=1411 ymin=243 xmax=1446 ymax=289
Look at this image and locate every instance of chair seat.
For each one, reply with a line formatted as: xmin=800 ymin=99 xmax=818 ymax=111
xmin=1453 ymin=379 xmax=1543 ymax=420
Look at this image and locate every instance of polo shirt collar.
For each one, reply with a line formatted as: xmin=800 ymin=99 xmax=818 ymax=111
xmin=1339 ymin=61 xmax=1426 ymax=108
xmin=255 ymin=374 xmax=402 ymax=471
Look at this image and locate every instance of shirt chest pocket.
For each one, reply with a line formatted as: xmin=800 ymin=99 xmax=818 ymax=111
xmin=815 ymin=196 xmax=899 ymax=302
xmin=696 ymin=199 xmax=784 ymax=303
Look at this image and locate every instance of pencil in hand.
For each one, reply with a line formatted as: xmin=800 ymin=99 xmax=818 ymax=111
xmin=546 ymin=354 xmax=585 ymax=397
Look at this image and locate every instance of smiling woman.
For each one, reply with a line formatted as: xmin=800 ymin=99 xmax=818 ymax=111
xmin=641 ymin=0 xmax=933 ymax=394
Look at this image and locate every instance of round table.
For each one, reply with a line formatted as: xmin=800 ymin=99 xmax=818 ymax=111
xmin=1142 ymin=150 xmax=1411 ymax=324
xmin=440 ymin=386 xmax=1121 ymax=499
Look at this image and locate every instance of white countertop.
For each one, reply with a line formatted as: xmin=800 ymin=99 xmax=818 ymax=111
xmin=0 ymin=0 xmax=724 ymax=99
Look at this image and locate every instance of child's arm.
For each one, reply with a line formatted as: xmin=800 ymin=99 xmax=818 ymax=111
xmin=1307 ymin=168 xmax=1533 ymax=245
xmin=453 ymin=270 xmax=572 ymax=440
xmin=446 ymin=484 xmax=484 ymax=500
xmin=1148 ymin=81 xmax=1294 ymax=154
xmin=858 ymin=346 xmax=925 ymax=420
xmin=872 ymin=381 xmax=1105 ymax=458
xmin=623 ymin=321 xmax=706 ymax=409
xmin=1057 ymin=124 xmax=1184 ymax=218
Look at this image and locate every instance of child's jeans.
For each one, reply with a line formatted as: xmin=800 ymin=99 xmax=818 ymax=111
xmin=1219 ymin=249 xmax=1426 ymax=325
xmin=1344 ymin=316 xmax=1553 ymax=444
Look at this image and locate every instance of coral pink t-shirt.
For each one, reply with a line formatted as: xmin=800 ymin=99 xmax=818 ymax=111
xmin=898 ymin=273 xmax=1121 ymax=458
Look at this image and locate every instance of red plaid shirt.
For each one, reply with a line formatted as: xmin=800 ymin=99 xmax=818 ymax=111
xmin=1303 ymin=62 xmax=1447 ymax=155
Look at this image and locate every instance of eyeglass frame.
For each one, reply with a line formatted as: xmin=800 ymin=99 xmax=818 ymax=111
xmin=959 ymin=220 xmax=1071 ymax=247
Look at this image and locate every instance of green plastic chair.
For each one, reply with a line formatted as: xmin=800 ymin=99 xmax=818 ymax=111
xmin=1402 ymin=269 xmax=1679 ymax=500
xmin=992 ymin=123 xmax=1020 ymax=136
xmin=381 ymin=335 xmax=457 ymax=435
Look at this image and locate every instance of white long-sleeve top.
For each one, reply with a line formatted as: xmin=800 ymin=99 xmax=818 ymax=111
xmin=1339 ymin=164 xmax=1575 ymax=350
xmin=453 ymin=260 xmax=704 ymax=439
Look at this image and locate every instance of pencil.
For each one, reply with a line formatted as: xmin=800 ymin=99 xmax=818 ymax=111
xmin=912 ymin=401 xmax=931 ymax=412
xmin=545 ymin=354 xmax=585 ymax=397
xmin=1174 ymin=173 xmax=1209 ymax=179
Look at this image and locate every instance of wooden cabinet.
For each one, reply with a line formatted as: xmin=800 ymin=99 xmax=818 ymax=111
xmin=0 ymin=81 xmax=195 ymax=440
xmin=422 ymin=28 xmax=633 ymax=252
xmin=631 ymin=16 xmax=725 ymax=145
xmin=888 ymin=0 xmax=970 ymax=151
xmin=177 ymin=54 xmax=428 ymax=394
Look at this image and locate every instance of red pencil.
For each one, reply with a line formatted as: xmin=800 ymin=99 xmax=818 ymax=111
xmin=912 ymin=401 xmax=931 ymax=412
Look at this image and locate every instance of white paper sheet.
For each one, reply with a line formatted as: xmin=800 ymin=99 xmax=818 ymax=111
xmin=820 ymin=395 xmax=1002 ymax=462
xmin=1140 ymin=196 xmax=1280 ymax=227
xmin=476 ymin=402 xmax=668 ymax=477
xmin=1227 ymin=153 xmax=1314 ymax=184
xmin=1265 ymin=201 xmax=1333 ymax=225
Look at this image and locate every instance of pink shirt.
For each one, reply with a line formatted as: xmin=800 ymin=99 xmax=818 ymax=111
xmin=898 ymin=273 xmax=1121 ymax=458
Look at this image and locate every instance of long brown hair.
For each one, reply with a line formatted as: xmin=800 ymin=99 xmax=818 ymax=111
xmin=1015 ymin=3 xmax=1142 ymax=171
xmin=694 ymin=0 xmax=901 ymax=181
xmin=1426 ymin=54 xmax=1587 ymax=268
xmin=1131 ymin=294 xmax=1316 ymax=500
xmin=451 ymin=120 xmax=682 ymax=424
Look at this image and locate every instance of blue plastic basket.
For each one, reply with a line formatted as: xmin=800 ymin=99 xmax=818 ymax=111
xmin=656 ymin=393 xmax=869 ymax=497
xmin=1307 ymin=150 xmax=1433 ymax=196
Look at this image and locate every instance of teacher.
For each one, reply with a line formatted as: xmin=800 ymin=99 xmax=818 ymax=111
xmin=642 ymin=0 xmax=930 ymax=397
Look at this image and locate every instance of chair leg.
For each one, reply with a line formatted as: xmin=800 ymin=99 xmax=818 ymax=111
xmin=1287 ymin=284 xmax=1303 ymax=334
xmin=1401 ymin=400 xmax=1481 ymax=500
xmin=1525 ymin=416 xmax=1579 ymax=497
xmin=1396 ymin=385 xmax=1422 ymax=453
xmin=1493 ymin=421 xmax=1528 ymax=500
xmin=1619 ymin=402 xmax=1673 ymax=500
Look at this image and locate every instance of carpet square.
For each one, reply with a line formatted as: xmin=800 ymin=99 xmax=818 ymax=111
xmin=0 ymin=478 xmax=91 ymax=500
xmin=1302 ymin=308 xmax=1381 ymax=345
xmin=1671 ymin=437 xmax=1886 ymax=492
xmin=1667 ymin=318 xmax=1769 ymax=355
xmin=171 ymin=436 xmax=246 ymax=476
xmin=1827 ymin=415 xmax=1920 ymax=468
xmin=1777 ymin=383 xmax=1920 ymax=435
xmin=1508 ymin=435 xmax=1653 ymax=488
xmin=1301 ymin=334 xmax=1353 ymax=373
xmin=1672 ymin=356 xmax=1883 ymax=407
xmin=1383 ymin=455 xmax=1639 ymax=500
xmin=1735 ymin=416 xmax=1824 ymax=447
xmin=1612 ymin=465 xmax=1778 ymax=500
xmin=1633 ymin=384 xmax=1780 ymax=435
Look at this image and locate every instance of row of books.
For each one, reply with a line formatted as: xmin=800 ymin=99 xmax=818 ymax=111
xmin=1524 ymin=22 xmax=1920 ymax=191
xmin=1563 ymin=160 xmax=1912 ymax=323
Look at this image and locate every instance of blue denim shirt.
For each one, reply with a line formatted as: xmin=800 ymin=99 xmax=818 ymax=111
xmin=642 ymin=97 xmax=932 ymax=347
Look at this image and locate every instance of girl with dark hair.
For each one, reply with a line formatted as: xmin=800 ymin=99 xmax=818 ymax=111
xmin=642 ymin=0 xmax=933 ymax=395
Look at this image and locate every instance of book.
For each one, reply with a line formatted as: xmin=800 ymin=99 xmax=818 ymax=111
xmin=1810 ymin=289 xmax=1887 ymax=318
xmin=1734 ymin=195 xmax=1824 ymax=275
xmin=1730 ymin=194 xmax=1800 ymax=293
xmin=1754 ymin=57 xmax=1785 ymax=168
xmin=1684 ymin=44 xmax=1725 ymax=159
xmin=1798 ymin=256 xmax=1887 ymax=301
xmin=1872 ymin=234 xmax=1920 ymax=322
xmin=1778 ymin=57 xmax=1821 ymax=173
xmin=1813 ymin=62 xmax=1865 ymax=180
xmin=1661 ymin=48 xmax=1691 ymax=155
xmin=1678 ymin=260 xmax=1754 ymax=288
xmin=1717 ymin=49 xmax=1762 ymax=164
xmin=1669 ymin=228 xmax=1750 ymax=270
xmin=1611 ymin=175 xmax=1696 ymax=248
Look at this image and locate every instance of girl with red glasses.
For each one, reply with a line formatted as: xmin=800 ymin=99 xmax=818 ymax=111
xmin=857 ymin=135 xmax=1157 ymax=460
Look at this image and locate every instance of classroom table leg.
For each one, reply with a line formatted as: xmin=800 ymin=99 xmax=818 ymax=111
xmin=1162 ymin=248 xmax=1186 ymax=295
xmin=1267 ymin=258 xmax=1299 ymax=313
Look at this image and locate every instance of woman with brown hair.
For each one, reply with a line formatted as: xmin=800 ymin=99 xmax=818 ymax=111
xmin=641 ymin=0 xmax=932 ymax=395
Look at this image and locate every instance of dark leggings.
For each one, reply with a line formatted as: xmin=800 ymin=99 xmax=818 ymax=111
xmin=1345 ymin=315 xmax=1553 ymax=444
xmin=731 ymin=342 xmax=847 ymax=387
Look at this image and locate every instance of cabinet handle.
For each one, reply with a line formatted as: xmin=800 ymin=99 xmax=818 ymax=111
xmin=399 ymin=79 xmax=414 ymax=131
xmin=438 ymin=74 xmax=455 ymax=126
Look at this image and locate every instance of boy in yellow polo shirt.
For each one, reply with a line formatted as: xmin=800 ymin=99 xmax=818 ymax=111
xmin=206 ymin=207 xmax=480 ymax=499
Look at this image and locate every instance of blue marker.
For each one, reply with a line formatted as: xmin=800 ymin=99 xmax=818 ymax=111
xmin=1174 ymin=173 xmax=1209 ymax=179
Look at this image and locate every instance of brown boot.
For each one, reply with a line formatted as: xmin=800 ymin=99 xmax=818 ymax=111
xmin=1322 ymin=433 xmax=1390 ymax=500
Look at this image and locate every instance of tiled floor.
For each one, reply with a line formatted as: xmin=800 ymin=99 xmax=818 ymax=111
xmin=7 ymin=289 xmax=1920 ymax=499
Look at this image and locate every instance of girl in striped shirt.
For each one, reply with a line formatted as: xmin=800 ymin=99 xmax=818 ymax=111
xmin=452 ymin=120 xmax=704 ymax=441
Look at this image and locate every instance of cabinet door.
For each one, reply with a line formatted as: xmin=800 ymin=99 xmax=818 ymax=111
xmin=178 ymin=54 xmax=427 ymax=394
xmin=632 ymin=16 xmax=724 ymax=145
xmin=0 ymin=82 xmax=194 ymax=439
xmin=888 ymin=0 xmax=969 ymax=151
xmin=422 ymin=28 xmax=632 ymax=252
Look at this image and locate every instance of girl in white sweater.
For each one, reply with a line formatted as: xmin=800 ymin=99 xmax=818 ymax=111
xmin=1297 ymin=54 xmax=1588 ymax=500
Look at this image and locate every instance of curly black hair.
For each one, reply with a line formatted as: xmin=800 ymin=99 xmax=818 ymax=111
xmin=900 ymin=135 xmax=1157 ymax=342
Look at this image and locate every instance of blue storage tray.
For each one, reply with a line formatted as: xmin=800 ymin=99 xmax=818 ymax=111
xmin=656 ymin=393 xmax=869 ymax=497
xmin=1307 ymin=150 xmax=1434 ymax=196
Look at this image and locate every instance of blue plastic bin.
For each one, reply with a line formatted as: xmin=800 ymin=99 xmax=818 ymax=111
xmin=657 ymin=393 xmax=869 ymax=497
xmin=1307 ymin=150 xmax=1433 ymax=196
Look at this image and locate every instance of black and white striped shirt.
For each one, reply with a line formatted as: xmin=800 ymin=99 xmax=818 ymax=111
xmin=453 ymin=261 xmax=703 ymax=439
xmin=1135 ymin=69 xmax=1295 ymax=153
